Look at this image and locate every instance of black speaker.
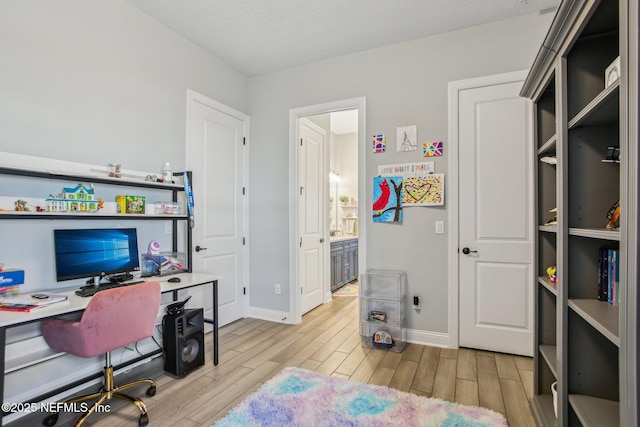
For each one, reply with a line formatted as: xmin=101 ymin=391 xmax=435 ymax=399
xmin=163 ymin=308 xmax=205 ymax=378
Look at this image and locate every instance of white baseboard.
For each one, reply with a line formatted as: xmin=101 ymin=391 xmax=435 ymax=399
xmin=405 ymin=328 xmax=450 ymax=348
xmin=243 ymin=308 xmax=450 ymax=346
xmin=247 ymin=306 xmax=293 ymax=324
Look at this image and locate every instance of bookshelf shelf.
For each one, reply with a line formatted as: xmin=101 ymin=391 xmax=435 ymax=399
xmin=538 ymin=225 xmax=558 ymax=233
xmin=568 ymin=81 xmax=620 ymax=129
xmin=568 ymin=227 xmax=620 ymax=241
xmin=538 ymin=135 xmax=557 ymax=155
xmin=568 ymin=298 xmax=619 ymax=346
xmin=530 ymin=395 xmax=557 ymax=427
xmin=568 ymin=394 xmax=620 ymax=427
xmin=538 ymin=276 xmax=557 ymax=296
xmin=0 ymin=211 xmax=188 ymax=220
xmin=539 ymin=344 xmax=558 ymax=378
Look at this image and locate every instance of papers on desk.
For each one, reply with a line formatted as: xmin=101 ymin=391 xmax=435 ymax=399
xmin=0 ymin=293 xmax=69 ymax=312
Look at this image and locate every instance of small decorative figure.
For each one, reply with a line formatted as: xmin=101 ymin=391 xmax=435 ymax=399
xmin=108 ymin=163 xmax=121 ymax=178
xmin=14 ymin=200 xmax=30 ymax=211
xmin=606 ymin=200 xmax=620 ymax=229
xmin=546 ymin=265 xmax=557 ymax=284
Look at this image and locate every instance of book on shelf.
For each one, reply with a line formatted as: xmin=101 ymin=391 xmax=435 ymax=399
xmin=597 ymin=248 xmax=620 ymax=305
xmin=0 ymin=293 xmax=68 ymax=312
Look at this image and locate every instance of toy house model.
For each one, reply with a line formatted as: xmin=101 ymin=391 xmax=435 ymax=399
xmin=46 ymin=184 xmax=99 ymax=213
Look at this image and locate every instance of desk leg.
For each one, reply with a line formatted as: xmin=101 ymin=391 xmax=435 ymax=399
xmin=213 ymin=280 xmax=218 ymax=365
xmin=0 ymin=326 xmax=5 ymax=425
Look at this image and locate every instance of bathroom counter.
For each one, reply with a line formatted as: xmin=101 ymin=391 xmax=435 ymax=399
xmin=330 ymin=235 xmax=358 ymax=243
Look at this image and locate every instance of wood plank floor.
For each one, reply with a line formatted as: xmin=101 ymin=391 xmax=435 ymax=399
xmin=24 ymin=295 xmax=536 ymax=426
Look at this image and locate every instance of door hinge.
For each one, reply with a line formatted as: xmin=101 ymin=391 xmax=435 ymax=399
xmin=300 ymin=237 xmax=302 ymax=247
xmin=243 ymin=287 xmax=246 ymax=295
xmin=243 ymin=237 xmax=246 ymax=245
xmin=243 ymin=137 xmax=246 ymax=146
xmin=243 ymin=187 xmax=245 ymax=195
xmin=300 ymin=138 xmax=303 ymax=146
xmin=301 ymin=286 xmax=303 ymax=295
xmin=300 ymin=186 xmax=303 ymax=195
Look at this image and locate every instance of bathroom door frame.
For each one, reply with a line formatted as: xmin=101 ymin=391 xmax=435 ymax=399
xmin=288 ymin=97 xmax=367 ymax=324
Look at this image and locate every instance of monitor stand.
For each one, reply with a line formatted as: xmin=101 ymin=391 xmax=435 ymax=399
xmin=81 ymin=275 xmax=104 ymax=289
xmin=107 ymin=272 xmax=134 ymax=283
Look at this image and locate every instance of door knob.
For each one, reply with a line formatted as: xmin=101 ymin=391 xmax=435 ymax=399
xmin=462 ymin=247 xmax=478 ymax=255
xmin=195 ymin=245 xmax=208 ymax=252
xmin=320 ymin=238 xmax=324 ymax=243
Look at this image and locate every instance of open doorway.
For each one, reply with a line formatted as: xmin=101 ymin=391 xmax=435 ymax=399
xmin=306 ymin=110 xmax=360 ymax=297
xmin=288 ymin=98 xmax=366 ymax=323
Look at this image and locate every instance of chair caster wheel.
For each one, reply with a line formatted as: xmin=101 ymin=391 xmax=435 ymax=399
xmin=146 ymin=385 xmax=156 ymax=396
xmin=43 ymin=413 xmax=58 ymax=426
xmin=139 ymin=413 xmax=149 ymax=426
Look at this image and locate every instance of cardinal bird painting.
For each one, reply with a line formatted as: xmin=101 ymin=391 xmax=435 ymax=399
xmin=373 ymin=176 xmax=403 ymax=222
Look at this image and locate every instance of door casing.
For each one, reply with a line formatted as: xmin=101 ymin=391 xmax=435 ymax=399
xmin=289 ymin=97 xmax=366 ymax=324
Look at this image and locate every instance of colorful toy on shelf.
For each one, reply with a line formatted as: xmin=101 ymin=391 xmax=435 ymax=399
xmin=108 ymin=163 xmax=122 ymax=178
xmin=14 ymin=200 xmax=30 ymax=211
xmin=45 ymin=183 xmax=100 ymax=213
xmin=148 ymin=241 xmax=161 ymax=255
xmin=116 ymin=195 xmax=145 ymax=214
xmin=606 ymin=200 xmax=620 ymax=229
xmin=546 ymin=265 xmax=557 ymax=284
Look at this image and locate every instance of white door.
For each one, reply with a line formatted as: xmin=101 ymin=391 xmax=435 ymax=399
xmin=298 ymin=118 xmax=326 ymax=314
xmin=187 ymin=91 xmax=248 ymax=327
xmin=457 ymin=74 xmax=534 ymax=356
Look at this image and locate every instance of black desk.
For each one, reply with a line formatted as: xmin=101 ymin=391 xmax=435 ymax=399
xmin=0 ymin=273 xmax=218 ymax=425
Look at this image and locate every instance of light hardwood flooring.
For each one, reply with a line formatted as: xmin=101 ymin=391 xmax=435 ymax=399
xmin=22 ymin=295 xmax=536 ymax=426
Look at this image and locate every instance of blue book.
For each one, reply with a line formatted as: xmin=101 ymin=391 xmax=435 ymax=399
xmin=598 ymin=248 xmax=608 ymax=301
xmin=608 ymin=249 xmax=613 ymax=304
xmin=612 ymin=249 xmax=619 ymax=305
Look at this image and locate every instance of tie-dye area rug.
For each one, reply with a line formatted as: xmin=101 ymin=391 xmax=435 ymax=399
xmin=213 ymin=367 xmax=507 ymax=427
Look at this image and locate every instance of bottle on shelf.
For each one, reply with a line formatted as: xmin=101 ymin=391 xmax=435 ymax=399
xmin=162 ymin=162 xmax=173 ymax=183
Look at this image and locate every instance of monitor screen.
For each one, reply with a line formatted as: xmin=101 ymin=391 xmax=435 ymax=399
xmin=54 ymin=228 xmax=140 ymax=282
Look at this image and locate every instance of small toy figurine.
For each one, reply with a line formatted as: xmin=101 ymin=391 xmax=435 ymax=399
xmin=14 ymin=200 xmax=30 ymax=211
xmin=97 ymin=197 xmax=104 ymax=210
xmin=606 ymin=200 xmax=620 ymax=229
xmin=546 ymin=265 xmax=557 ymax=283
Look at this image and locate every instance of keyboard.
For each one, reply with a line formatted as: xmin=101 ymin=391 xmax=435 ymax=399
xmin=75 ymin=280 xmax=145 ymax=298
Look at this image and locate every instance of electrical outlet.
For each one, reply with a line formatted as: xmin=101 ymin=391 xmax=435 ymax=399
xmin=275 ymin=283 xmax=281 ymax=295
xmin=435 ymin=220 xmax=444 ymax=234
xmin=413 ymin=295 xmax=421 ymax=309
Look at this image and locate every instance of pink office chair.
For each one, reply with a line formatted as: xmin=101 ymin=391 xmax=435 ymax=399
xmin=41 ymin=281 xmax=161 ymax=427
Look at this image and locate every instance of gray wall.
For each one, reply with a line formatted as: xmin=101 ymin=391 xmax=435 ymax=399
xmin=0 ymin=0 xmax=248 ymax=407
xmin=247 ymin=11 xmax=554 ymax=333
xmin=0 ymin=0 xmax=248 ymax=173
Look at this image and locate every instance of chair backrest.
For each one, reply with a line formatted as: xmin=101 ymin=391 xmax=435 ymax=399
xmin=79 ymin=281 xmax=161 ymax=355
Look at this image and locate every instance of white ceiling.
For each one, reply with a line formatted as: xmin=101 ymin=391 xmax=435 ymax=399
xmin=126 ymin=0 xmax=559 ymax=77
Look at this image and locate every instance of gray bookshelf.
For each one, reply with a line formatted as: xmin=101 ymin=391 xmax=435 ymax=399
xmin=521 ymin=0 xmax=638 ymax=426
